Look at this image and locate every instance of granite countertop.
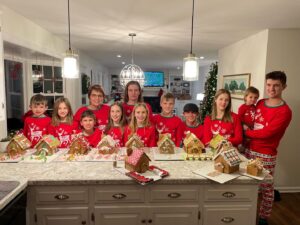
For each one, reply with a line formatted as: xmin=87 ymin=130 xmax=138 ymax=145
xmin=0 ymin=160 xmax=260 ymax=210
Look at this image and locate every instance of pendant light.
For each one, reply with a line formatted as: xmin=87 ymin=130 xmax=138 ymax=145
xmin=183 ymin=0 xmax=199 ymax=81
xmin=62 ymin=0 xmax=79 ymax=79
xmin=120 ymin=33 xmax=144 ymax=87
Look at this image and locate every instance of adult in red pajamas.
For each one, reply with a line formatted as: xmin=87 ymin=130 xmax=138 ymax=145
xmin=245 ymin=71 xmax=292 ymax=225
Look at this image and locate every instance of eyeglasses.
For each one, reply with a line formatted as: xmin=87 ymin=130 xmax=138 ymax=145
xmin=90 ymin=94 xmax=103 ymax=98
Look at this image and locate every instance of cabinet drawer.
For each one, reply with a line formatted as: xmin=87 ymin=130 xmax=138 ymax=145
xmin=203 ymin=205 xmax=255 ymax=225
xmin=204 ymin=185 xmax=257 ymax=202
xmin=149 ymin=185 xmax=198 ymax=202
xmin=34 ymin=186 xmax=89 ymax=204
xmin=94 ymin=185 xmax=145 ymax=203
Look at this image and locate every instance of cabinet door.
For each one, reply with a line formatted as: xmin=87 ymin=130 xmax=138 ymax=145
xmin=36 ymin=207 xmax=88 ymax=225
xmin=203 ymin=205 xmax=255 ymax=225
xmin=94 ymin=205 xmax=146 ymax=225
xmin=148 ymin=205 xmax=199 ymax=225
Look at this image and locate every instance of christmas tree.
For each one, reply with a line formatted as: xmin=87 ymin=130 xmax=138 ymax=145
xmin=199 ymin=62 xmax=218 ymax=124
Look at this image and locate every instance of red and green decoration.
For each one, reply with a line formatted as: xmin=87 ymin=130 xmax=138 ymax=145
xmin=199 ymin=62 xmax=218 ymax=124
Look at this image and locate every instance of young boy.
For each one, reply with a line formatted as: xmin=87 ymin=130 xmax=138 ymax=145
xmin=238 ymin=86 xmax=259 ymax=131
xmin=180 ymin=103 xmax=204 ymax=142
xmin=245 ymin=71 xmax=292 ymax=225
xmin=23 ymin=94 xmax=51 ymax=147
xmin=152 ymin=93 xmax=182 ymax=147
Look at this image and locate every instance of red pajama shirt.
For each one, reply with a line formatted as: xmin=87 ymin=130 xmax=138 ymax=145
xmin=48 ymin=121 xmax=78 ymax=148
xmin=105 ymin=126 xmax=124 ymax=147
xmin=123 ymin=125 xmax=156 ymax=147
xmin=122 ymin=102 xmax=153 ymax=122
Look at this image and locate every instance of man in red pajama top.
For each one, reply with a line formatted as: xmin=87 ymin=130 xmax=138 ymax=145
xmin=245 ymin=71 xmax=292 ymax=225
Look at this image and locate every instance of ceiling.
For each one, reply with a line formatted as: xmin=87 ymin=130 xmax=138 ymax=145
xmin=1 ymin=0 xmax=300 ymax=71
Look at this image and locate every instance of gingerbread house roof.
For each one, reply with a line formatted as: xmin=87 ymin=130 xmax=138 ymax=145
xmin=97 ymin=135 xmax=116 ymax=148
xmin=247 ymin=158 xmax=263 ymax=169
xmin=125 ymin=149 xmax=151 ymax=166
xmin=38 ymin=135 xmax=60 ymax=148
xmin=10 ymin=133 xmax=31 ymax=149
xmin=214 ymin=148 xmax=241 ymax=167
xmin=71 ymin=134 xmax=90 ymax=148
xmin=209 ymin=134 xmax=225 ymax=149
xmin=157 ymin=134 xmax=174 ymax=147
xmin=125 ymin=134 xmax=144 ymax=148
xmin=183 ymin=132 xmax=204 ymax=148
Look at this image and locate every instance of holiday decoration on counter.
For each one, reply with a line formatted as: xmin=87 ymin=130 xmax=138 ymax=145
xmin=125 ymin=148 xmax=151 ymax=173
xmin=183 ymin=131 xmax=205 ymax=160
xmin=6 ymin=133 xmax=31 ymax=157
xmin=157 ymin=133 xmax=175 ymax=154
xmin=125 ymin=134 xmax=144 ymax=149
xmin=35 ymin=135 xmax=60 ymax=156
xmin=69 ymin=135 xmax=91 ymax=155
xmin=247 ymin=158 xmax=263 ymax=176
xmin=213 ymin=148 xmax=242 ymax=174
xmin=97 ymin=135 xmax=117 ymax=154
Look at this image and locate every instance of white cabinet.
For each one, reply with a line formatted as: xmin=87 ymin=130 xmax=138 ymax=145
xmin=28 ymin=184 xmax=258 ymax=225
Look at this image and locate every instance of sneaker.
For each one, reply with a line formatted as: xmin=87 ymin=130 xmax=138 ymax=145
xmin=258 ymin=218 xmax=269 ymax=225
xmin=274 ymin=189 xmax=281 ymax=202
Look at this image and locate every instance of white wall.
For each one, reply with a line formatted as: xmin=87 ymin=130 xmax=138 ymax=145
xmin=264 ymin=29 xmax=300 ymax=190
xmin=218 ymin=30 xmax=269 ymax=112
xmin=219 ymin=29 xmax=300 ymax=191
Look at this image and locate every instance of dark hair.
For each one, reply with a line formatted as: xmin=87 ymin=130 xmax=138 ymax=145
xmin=244 ymin=86 xmax=259 ymax=101
xmin=160 ymin=92 xmax=175 ymax=102
xmin=80 ymin=109 xmax=96 ymax=122
xmin=124 ymin=81 xmax=143 ymax=103
xmin=88 ymin=84 xmax=105 ymax=98
xmin=30 ymin=94 xmax=47 ymax=106
xmin=183 ymin=103 xmax=199 ymax=113
xmin=266 ymin=71 xmax=287 ymax=85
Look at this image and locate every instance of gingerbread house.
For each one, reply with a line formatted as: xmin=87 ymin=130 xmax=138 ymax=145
xmin=247 ymin=158 xmax=263 ymax=176
xmin=157 ymin=133 xmax=175 ymax=154
xmin=6 ymin=133 xmax=31 ymax=157
xmin=183 ymin=132 xmax=205 ymax=159
xmin=209 ymin=134 xmax=225 ymax=149
xmin=125 ymin=148 xmax=151 ymax=173
xmin=35 ymin=135 xmax=60 ymax=156
xmin=97 ymin=135 xmax=116 ymax=154
xmin=69 ymin=135 xmax=90 ymax=155
xmin=213 ymin=148 xmax=241 ymax=174
xmin=125 ymin=134 xmax=144 ymax=149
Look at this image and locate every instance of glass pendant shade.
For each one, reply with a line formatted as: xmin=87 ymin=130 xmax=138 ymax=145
xmin=62 ymin=49 xmax=79 ymax=79
xmin=183 ymin=53 xmax=199 ymax=81
xmin=120 ymin=33 xmax=144 ymax=87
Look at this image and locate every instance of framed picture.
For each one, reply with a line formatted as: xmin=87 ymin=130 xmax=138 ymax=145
xmin=222 ymin=73 xmax=251 ymax=99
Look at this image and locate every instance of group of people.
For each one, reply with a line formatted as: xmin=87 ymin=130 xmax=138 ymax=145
xmin=22 ymin=71 xmax=292 ymax=225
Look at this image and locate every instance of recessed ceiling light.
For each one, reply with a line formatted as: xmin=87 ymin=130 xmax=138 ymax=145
xmin=122 ymin=61 xmax=126 ymax=65
xmin=200 ymin=56 xmax=205 ymax=60
xmin=117 ymin=54 xmax=122 ymax=58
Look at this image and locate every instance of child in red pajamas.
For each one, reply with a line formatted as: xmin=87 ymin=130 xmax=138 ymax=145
xmin=245 ymin=71 xmax=292 ymax=225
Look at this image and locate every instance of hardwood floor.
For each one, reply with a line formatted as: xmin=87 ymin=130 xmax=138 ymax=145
xmin=267 ymin=193 xmax=300 ymax=225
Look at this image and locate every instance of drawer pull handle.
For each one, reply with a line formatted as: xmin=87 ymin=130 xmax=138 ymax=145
xmin=81 ymin=221 xmax=86 ymax=225
xmin=222 ymin=192 xmax=236 ymax=198
xmin=167 ymin=192 xmax=181 ymax=198
xmin=148 ymin=219 xmax=153 ymax=223
xmin=221 ymin=217 xmax=234 ymax=223
xmin=141 ymin=219 xmax=146 ymax=223
xmin=54 ymin=194 xmax=69 ymax=200
xmin=112 ymin=193 xmax=127 ymax=199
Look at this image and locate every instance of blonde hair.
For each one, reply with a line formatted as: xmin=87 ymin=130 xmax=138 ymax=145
xmin=51 ymin=97 xmax=73 ymax=126
xmin=160 ymin=92 xmax=175 ymax=103
xmin=244 ymin=86 xmax=259 ymax=102
xmin=104 ymin=101 xmax=127 ymax=134
xmin=128 ymin=103 xmax=151 ymax=135
xmin=211 ymin=89 xmax=232 ymax=122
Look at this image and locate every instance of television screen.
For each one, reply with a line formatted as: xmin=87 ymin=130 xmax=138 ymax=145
xmin=144 ymin=71 xmax=164 ymax=87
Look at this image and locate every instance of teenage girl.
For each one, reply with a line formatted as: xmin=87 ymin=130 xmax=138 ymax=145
xmin=49 ymin=97 xmax=77 ymax=148
xmin=103 ymin=102 xmax=127 ymax=147
xmin=123 ymin=103 xmax=156 ymax=147
xmin=203 ymin=89 xmax=242 ymax=147
xmin=122 ymin=81 xmax=153 ymax=122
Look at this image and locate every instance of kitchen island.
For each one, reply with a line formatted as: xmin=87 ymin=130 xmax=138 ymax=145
xmin=0 ymin=160 xmax=261 ymax=225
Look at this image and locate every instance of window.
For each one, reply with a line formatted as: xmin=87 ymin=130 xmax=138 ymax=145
xmin=32 ymin=64 xmax=64 ymax=116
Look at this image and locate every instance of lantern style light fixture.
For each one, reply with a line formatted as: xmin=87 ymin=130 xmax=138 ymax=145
xmin=62 ymin=0 xmax=79 ymax=79
xmin=120 ymin=33 xmax=144 ymax=87
xmin=183 ymin=0 xmax=199 ymax=81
